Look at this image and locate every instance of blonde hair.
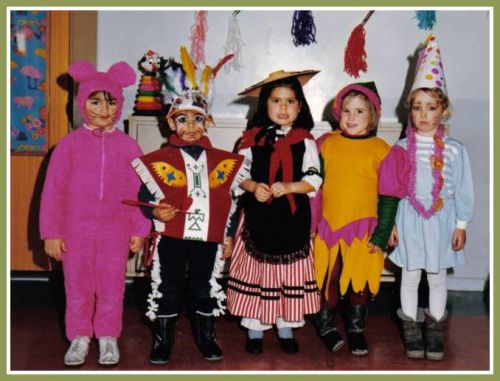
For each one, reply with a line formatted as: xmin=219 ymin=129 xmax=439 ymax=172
xmin=407 ymin=88 xmax=451 ymax=119
xmin=341 ymin=91 xmax=380 ymax=131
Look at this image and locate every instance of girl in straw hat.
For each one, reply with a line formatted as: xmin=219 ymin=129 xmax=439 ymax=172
xmin=225 ymin=70 xmax=322 ymax=355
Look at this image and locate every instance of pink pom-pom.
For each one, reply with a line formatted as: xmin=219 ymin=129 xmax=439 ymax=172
xmin=68 ymin=60 xmax=97 ymax=81
xmin=107 ymin=61 xmax=136 ymax=88
xmin=190 ymin=11 xmax=208 ymax=65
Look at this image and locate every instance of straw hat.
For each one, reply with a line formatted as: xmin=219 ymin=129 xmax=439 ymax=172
xmin=238 ymin=69 xmax=320 ymax=97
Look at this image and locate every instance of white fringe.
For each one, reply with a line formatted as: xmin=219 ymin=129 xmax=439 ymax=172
xmin=132 ymin=158 xmax=165 ymax=200
xmin=145 ymin=234 xmax=163 ymax=321
xmin=209 ymin=243 xmax=226 ymax=317
xmin=231 ymin=156 xmax=251 ymax=197
xmin=207 ymin=157 xmax=248 ymax=316
xmin=132 ymin=158 xmax=166 ymax=231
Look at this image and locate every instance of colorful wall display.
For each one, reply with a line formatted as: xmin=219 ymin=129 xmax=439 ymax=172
xmin=10 ymin=10 xmax=47 ymax=154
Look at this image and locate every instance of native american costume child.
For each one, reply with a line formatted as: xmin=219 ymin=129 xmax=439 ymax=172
xmin=226 ymin=70 xmax=322 ymax=355
xmin=39 ymin=60 xmax=151 ymax=366
xmin=389 ymin=35 xmax=473 ymax=360
xmin=311 ymin=81 xmax=407 ymax=356
xmin=132 ymin=47 xmax=246 ymax=363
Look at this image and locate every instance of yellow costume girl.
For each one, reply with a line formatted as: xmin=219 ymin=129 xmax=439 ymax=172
xmin=311 ymin=82 xmax=406 ymax=356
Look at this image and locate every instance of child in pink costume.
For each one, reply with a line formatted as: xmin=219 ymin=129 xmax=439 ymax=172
xmin=40 ymin=60 xmax=151 ymax=366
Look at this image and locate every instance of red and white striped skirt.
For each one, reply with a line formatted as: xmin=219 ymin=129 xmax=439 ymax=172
xmin=227 ymin=229 xmax=320 ymax=325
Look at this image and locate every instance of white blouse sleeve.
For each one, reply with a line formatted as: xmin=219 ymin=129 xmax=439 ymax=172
xmin=302 ymin=138 xmax=322 ymax=197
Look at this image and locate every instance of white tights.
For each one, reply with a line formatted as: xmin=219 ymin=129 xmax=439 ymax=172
xmin=400 ymin=268 xmax=447 ymax=320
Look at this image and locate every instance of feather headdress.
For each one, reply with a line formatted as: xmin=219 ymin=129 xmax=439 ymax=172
xmin=161 ymin=46 xmax=233 ymax=121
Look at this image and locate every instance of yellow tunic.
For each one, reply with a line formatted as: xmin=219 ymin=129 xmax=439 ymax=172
xmin=314 ymin=132 xmax=390 ymax=296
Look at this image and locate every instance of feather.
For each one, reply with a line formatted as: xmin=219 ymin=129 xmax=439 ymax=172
xmin=161 ymin=59 xmax=185 ymax=96
xmin=212 ymin=54 xmax=234 ymax=77
xmin=201 ymin=65 xmax=213 ymax=96
xmin=180 ymin=46 xmax=198 ymax=89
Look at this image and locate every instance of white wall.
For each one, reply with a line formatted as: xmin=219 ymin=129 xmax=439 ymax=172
xmin=97 ymin=9 xmax=490 ymax=291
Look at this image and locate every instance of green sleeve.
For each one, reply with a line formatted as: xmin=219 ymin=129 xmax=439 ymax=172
xmin=369 ymin=195 xmax=400 ymax=251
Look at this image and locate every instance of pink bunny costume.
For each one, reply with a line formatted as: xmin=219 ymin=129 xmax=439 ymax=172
xmin=40 ymin=61 xmax=151 ymax=340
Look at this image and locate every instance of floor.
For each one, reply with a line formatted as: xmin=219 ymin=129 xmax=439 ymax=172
xmin=9 ymin=272 xmax=490 ymax=372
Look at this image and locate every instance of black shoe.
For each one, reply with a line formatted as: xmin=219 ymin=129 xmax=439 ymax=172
xmin=201 ymin=344 xmax=224 ymax=361
xmin=345 ymin=305 xmax=368 ymax=356
xmin=347 ymin=331 xmax=368 ymax=356
xmin=192 ymin=313 xmax=224 ymax=361
xmin=321 ymin=329 xmax=345 ymax=353
xmin=314 ymin=309 xmax=345 ymax=353
xmin=245 ymin=337 xmax=263 ymax=354
xmin=278 ymin=338 xmax=299 ymax=354
xmin=149 ymin=316 xmax=177 ymax=365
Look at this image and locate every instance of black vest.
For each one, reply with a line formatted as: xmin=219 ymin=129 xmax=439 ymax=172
xmin=241 ymin=141 xmax=311 ymax=264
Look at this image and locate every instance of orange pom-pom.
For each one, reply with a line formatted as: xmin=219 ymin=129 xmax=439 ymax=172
xmin=435 ymin=136 xmax=445 ymax=150
xmin=432 ymin=197 xmax=443 ymax=212
xmin=431 ymin=154 xmax=444 ymax=170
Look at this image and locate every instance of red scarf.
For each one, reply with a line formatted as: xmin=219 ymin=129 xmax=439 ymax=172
xmin=240 ymin=127 xmax=313 ymax=214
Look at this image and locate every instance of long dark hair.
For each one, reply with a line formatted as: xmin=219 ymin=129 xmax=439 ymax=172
xmin=251 ymin=77 xmax=314 ymax=131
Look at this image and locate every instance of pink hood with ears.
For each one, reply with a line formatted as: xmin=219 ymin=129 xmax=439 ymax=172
xmin=68 ymin=60 xmax=136 ymax=124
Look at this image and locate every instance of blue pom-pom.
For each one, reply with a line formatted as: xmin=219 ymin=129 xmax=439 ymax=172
xmin=415 ymin=11 xmax=436 ymax=30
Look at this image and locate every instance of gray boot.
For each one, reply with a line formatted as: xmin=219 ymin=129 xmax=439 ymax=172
xmin=424 ymin=309 xmax=447 ymax=360
xmin=397 ymin=308 xmax=425 ymax=359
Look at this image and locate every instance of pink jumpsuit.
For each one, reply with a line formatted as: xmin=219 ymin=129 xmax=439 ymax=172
xmin=40 ymin=126 xmax=151 ymax=340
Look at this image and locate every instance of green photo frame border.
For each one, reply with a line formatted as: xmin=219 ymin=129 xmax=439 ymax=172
xmin=2 ymin=1 xmax=495 ymax=380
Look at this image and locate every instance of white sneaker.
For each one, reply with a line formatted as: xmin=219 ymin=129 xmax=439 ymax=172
xmin=64 ymin=336 xmax=90 ymax=366
xmin=98 ymin=336 xmax=120 ymax=365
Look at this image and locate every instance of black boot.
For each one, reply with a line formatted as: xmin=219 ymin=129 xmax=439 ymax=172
xmin=345 ymin=305 xmax=368 ymax=356
xmin=192 ymin=313 xmax=223 ymax=361
xmin=314 ymin=309 xmax=344 ymax=353
xmin=424 ymin=309 xmax=447 ymax=360
xmin=149 ymin=316 xmax=177 ymax=364
xmin=397 ymin=308 xmax=425 ymax=359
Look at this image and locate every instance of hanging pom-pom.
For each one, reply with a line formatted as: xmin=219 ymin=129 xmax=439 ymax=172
xmin=415 ymin=11 xmax=436 ymax=30
xmin=344 ymin=11 xmax=374 ymax=79
xmin=291 ymin=11 xmax=317 ymax=47
xmin=223 ymin=12 xmax=245 ymax=74
xmin=190 ymin=10 xmax=208 ymax=65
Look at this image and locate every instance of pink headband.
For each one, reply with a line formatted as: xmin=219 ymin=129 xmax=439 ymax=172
xmin=332 ymin=83 xmax=381 ymax=122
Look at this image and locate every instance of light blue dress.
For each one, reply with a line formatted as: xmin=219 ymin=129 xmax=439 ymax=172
xmin=389 ymin=134 xmax=474 ymax=273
